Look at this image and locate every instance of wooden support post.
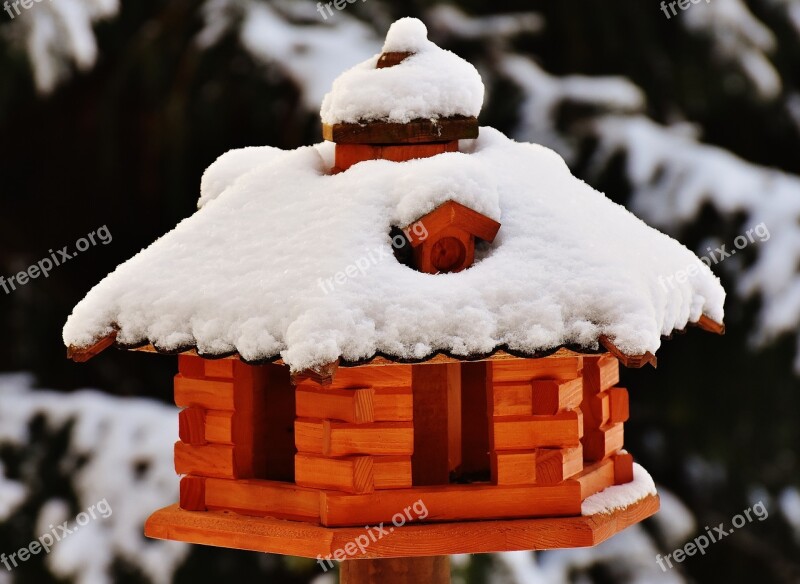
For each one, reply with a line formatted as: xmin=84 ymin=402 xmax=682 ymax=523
xmin=411 ymin=363 xmax=461 ymax=485
xmin=340 ymin=557 xmax=450 ymax=584
xmin=460 ymin=361 xmax=490 ymax=479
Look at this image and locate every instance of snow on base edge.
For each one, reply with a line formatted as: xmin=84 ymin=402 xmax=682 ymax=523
xmin=581 ymin=463 xmax=657 ymax=516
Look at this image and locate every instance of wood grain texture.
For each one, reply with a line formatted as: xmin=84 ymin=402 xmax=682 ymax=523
xmin=259 ymin=364 xmax=296 ymax=481
xmin=178 ymin=354 xmax=205 ymax=377
xmin=67 ymin=330 xmax=117 ymax=362
xmin=335 ymin=142 xmax=458 ymax=171
xmin=607 ymin=387 xmax=630 ymax=424
xmin=459 ymin=361 xmax=491 ymax=477
xmin=491 ymin=412 xmax=582 ymax=451
xmin=296 ymin=386 xmax=374 ymax=423
xmin=331 ymin=365 xmax=413 ymax=389
xmin=204 ymin=359 xmax=234 ymax=378
xmin=613 ymin=452 xmax=634 ymax=485
xmin=204 ymin=410 xmax=234 ymax=444
xmin=340 ymin=557 xmax=450 ymax=584
xmin=535 ymin=446 xmax=584 ymax=484
xmin=230 ymin=362 xmax=259 ymax=479
xmin=174 ymin=442 xmax=236 ymax=479
xmin=374 ymin=456 xmax=413 ymax=489
xmin=531 ymin=378 xmax=583 ymax=415
xmin=319 ymin=481 xmax=582 ymax=526
xmin=295 ymin=419 xmax=414 ymax=457
xmin=491 ymin=357 xmax=583 ymax=383
xmin=179 ymin=407 xmax=206 ymax=446
xmin=581 ymin=355 xmax=620 ymax=447
xmin=582 ymin=355 xmax=620 ymax=394
xmin=323 ymin=117 xmax=479 ymax=145
xmin=144 ymin=495 xmax=660 ymax=557
xmin=204 ymin=478 xmax=321 ymax=522
xmin=296 ymin=385 xmax=411 ymax=424
xmin=179 ymin=476 xmax=207 ymax=511
xmin=490 ymin=451 xmax=536 ymax=485
xmin=576 ymin=459 xmax=616 ymax=499
xmin=174 ymin=375 xmax=235 ymax=410
xmin=587 ymin=392 xmax=611 ymax=426
xmin=582 ymin=423 xmax=624 ymax=462
xmin=295 ymin=454 xmax=374 ymax=494
xmin=488 ymin=382 xmax=532 ymax=417
xmin=411 ymin=363 xmax=461 ymax=485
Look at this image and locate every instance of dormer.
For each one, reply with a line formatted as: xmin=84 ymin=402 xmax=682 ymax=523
xmin=404 ymin=201 xmax=501 ymax=274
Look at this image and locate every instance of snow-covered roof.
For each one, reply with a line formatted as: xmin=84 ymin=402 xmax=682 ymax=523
xmin=63 ymin=123 xmax=725 ymax=371
xmin=63 ymin=18 xmax=724 ymax=372
xmin=320 ymin=18 xmax=484 ymax=125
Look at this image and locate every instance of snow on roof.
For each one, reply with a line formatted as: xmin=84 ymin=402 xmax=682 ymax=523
xmin=63 ymin=126 xmax=724 ymax=372
xmin=320 ymin=18 xmax=484 ymax=125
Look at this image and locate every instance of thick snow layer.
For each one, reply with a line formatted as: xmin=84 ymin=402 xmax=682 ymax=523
xmin=320 ymin=18 xmax=484 ymax=125
xmin=199 ymin=145 xmax=287 ymax=208
xmin=581 ymin=463 xmax=657 ymax=516
xmin=64 ymin=127 xmax=724 ymax=372
xmin=382 ymin=17 xmax=430 ymax=53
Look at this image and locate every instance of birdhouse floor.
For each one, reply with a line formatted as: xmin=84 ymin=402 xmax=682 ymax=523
xmin=144 ymin=494 xmax=659 ymax=558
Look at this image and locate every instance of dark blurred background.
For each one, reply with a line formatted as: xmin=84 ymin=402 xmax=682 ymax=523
xmin=1 ymin=1 xmax=800 ymax=583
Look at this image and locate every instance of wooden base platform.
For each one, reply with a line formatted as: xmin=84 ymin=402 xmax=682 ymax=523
xmin=144 ymin=495 xmax=659 ymax=558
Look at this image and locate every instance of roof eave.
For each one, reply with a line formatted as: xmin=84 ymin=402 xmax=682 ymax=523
xmin=65 ymin=316 xmax=726 ymax=373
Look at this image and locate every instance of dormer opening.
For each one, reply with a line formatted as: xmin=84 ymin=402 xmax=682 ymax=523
xmin=431 ymin=237 xmax=467 ymax=273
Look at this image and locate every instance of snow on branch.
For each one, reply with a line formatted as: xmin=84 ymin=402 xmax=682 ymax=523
xmin=197 ymin=0 xmax=381 ymax=110
xmin=0 ymin=375 xmax=187 ymax=584
xmin=426 ymin=4 xmax=544 ymax=42
xmin=683 ymin=0 xmax=781 ymax=100
xmin=3 ymin=0 xmax=119 ymax=93
xmin=499 ymin=50 xmax=800 ymax=372
xmin=591 ymin=115 xmax=800 ymax=370
xmin=499 ymin=56 xmax=646 ymax=164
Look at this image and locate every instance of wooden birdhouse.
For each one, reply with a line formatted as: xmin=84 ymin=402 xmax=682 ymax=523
xmin=64 ymin=17 xmax=726 ymax=584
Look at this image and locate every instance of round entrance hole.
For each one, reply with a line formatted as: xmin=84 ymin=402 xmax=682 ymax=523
xmin=431 ymin=237 xmax=467 ymax=273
